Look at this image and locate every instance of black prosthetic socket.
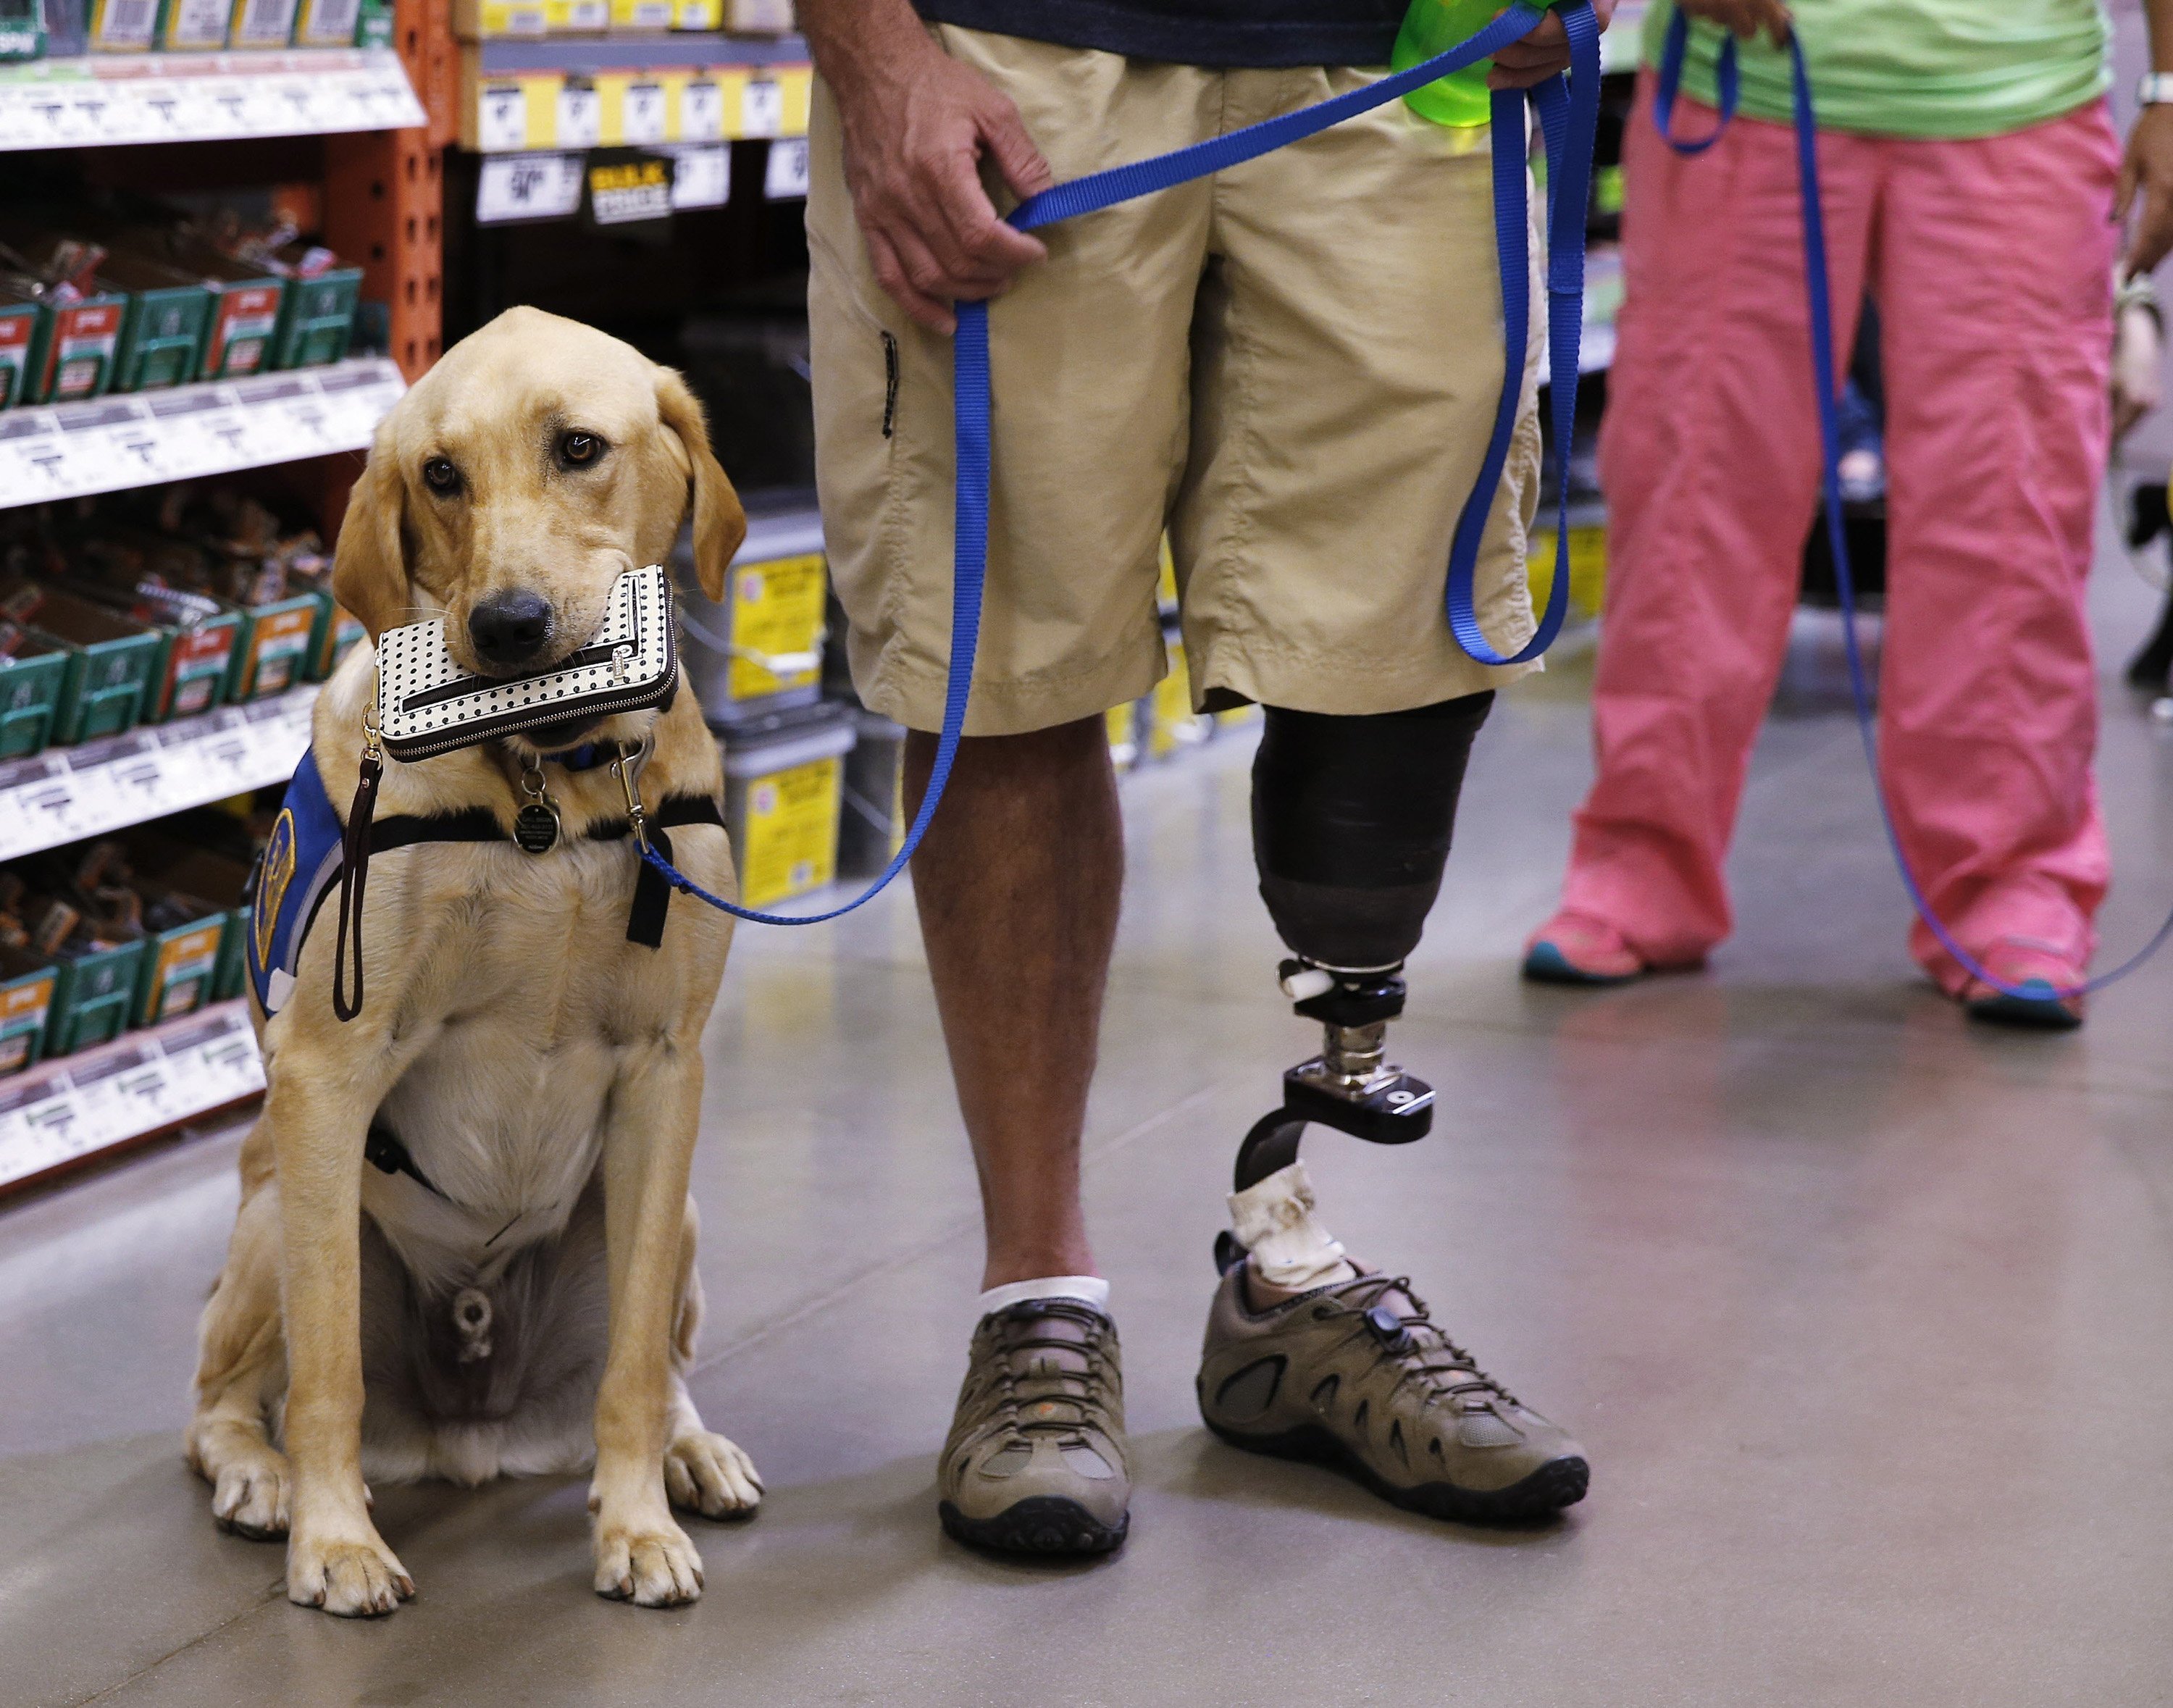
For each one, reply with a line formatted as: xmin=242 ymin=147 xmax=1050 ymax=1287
xmin=1216 ymin=693 xmax=1494 ymax=1255
xmin=1251 ymin=690 xmax=1493 ymax=971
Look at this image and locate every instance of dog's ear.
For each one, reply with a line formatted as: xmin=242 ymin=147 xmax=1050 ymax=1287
xmin=655 ymin=367 xmax=745 ymax=602
xmin=333 ymin=432 xmax=414 ymax=640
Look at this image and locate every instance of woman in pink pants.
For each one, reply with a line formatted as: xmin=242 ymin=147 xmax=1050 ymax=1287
xmin=1525 ymin=0 xmax=2173 ymax=1027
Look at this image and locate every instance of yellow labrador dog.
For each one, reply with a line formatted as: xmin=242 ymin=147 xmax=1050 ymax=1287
xmin=186 ymin=307 xmax=758 ymax=1617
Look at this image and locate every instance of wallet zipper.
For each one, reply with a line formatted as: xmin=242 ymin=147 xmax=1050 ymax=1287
xmin=379 ymin=656 xmax=678 ymax=761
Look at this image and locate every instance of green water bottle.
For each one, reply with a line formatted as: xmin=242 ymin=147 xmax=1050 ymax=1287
xmin=1392 ymin=0 xmax=1515 ymax=127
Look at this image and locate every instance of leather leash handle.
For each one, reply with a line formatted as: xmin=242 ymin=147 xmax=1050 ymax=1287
xmin=332 ymin=734 xmax=384 ymax=1023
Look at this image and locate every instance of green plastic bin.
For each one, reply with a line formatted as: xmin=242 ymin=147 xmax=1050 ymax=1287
xmin=0 ymin=951 xmax=59 ymax=1079
xmin=272 ymin=264 xmax=361 ymax=369
xmin=0 ymin=293 xmax=36 ymax=409
xmin=131 ymin=897 xmax=228 ymax=1026
xmin=302 ymin=587 xmax=363 ymax=680
xmin=227 ymin=592 xmax=318 ymax=701
xmin=214 ymin=906 xmax=249 ymax=1001
xmin=0 ymin=632 xmax=70 ymax=757
xmin=14 ymin=586 xmax=161 ymax=743
xmin=101 ymin=256 xmax=212 ymax=393
xmin=22 ymin=290 xmax=126 ymax=403
xmin=44 ymin=935 xmax=146 ymax=1057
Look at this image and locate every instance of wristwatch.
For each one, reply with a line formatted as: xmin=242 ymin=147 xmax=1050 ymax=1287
xmin=2139 ymin=72 xmax=2173 ymax=106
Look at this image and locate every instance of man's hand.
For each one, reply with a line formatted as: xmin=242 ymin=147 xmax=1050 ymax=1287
xmin=1665 ymin=0 xmax=1791 ymax=48
xmin=2120 ymin=104 xmax=2173 ymax=277
xmin=1488 ymin=0 xmax=1617 ymax=91
xmin=803 ymin=0 xmax=1053 ymax=333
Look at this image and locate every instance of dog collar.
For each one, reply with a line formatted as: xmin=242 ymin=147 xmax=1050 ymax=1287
xmin=537 ymin=742 xmax=614 ymax=771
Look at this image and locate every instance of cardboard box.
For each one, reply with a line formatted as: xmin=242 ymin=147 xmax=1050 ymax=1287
xmin=226 ymin=0 xmax=297 ymax=47
xmin=291 ymin=0 xmax=358 ymax=46
xmin=156 ymin=0 xmax=227 ymax=50
xmin=451 ymin=0 xmax=544 ymax=38
xmin=86 ymin=0 xmax=156 ymax=51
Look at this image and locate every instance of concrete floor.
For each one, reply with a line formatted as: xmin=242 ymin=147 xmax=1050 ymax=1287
xmin=4 ymin=560 xmax=2173 ymax=1707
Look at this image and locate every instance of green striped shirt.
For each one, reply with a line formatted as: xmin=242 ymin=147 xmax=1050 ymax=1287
xmin=1640 ymin=0 xmax=2109 ymax=140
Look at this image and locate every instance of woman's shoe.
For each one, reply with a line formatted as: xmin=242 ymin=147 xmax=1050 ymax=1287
xmin=1960 ymin=941 xmax=2087 ymax=1031
xmin=1521 ymin=910 xmax=1646 ymax=986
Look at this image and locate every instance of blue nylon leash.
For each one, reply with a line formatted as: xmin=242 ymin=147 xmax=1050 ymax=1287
xmin=1655 ymin=12 xmax=2173 ymax=1001
xmin=647 ymin=1 xmax=1604 ymax=926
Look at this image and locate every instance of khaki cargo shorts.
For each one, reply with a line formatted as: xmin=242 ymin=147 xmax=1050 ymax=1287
xmin=806 ymin=25 xmax=1545 ymax=737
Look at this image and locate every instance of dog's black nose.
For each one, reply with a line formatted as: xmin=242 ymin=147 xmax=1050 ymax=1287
xmin=468 ymin=590 xmax=553 ymax=668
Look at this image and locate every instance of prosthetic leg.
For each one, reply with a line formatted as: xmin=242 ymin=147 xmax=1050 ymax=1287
xmin=1217 ymin=691 xmax=1493 ymax=1272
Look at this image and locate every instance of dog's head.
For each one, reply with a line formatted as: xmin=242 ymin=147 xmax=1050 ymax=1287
xmin=335 ymin=306 xmax=745 ymax=744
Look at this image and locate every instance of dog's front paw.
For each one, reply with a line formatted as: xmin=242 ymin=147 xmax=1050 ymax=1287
xmin=664 ymin=1430 xmax=763 ymax=1520
xmin=210 ymin=1445 xmax=291 ymax=1541
xmin=288 ymin=1530 xmax=415 ymax=1617
xmin=594 ymin=1517 xmax=704 ymax=1607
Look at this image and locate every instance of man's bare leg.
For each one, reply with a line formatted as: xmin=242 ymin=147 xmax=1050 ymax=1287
xmin=904 ymin=716 xmax=1121 ymax=1289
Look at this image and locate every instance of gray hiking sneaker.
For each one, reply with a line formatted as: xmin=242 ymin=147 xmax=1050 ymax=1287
xmin=1198 ymin=1262 xmax=1588 ymax=1522
xmin=938 ymin=1297 xmax=1131 ymax=1556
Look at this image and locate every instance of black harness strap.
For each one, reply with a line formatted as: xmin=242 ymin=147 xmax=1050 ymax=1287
xmin=366 ymin=1121 xmax=448 ymax=1200
xmin=585 ymin=795 xmax=727 ymax=949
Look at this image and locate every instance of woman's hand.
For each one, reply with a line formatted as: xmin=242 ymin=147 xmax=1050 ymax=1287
xmin=2119 ymin=104 xmax=2173 ymax=276
xmin=1670 ymin=0 xmax=1791 ymax=47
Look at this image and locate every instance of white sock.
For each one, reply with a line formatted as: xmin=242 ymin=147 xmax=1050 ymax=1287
xmin=1229 ymin=1160 xmax=1359 ymax=1293
xmin=977 ymin=1275 xmax=1110 ymax=1318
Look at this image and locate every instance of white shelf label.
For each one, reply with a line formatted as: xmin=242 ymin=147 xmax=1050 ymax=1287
xmin=0 ymin=1005 xmax=266 ymax=1194
xmin=477 ymin=82 xmax=528 ymax=152
xmin=0 ymin=684 xmax=316 ymax=866
xmin=679 ymin=79 xmax=723 ymax=143
xmin=763 ymin=135 xmax=808 ymax=201
xmin=740 ymin=77 xmax=783 ymax=141
xmin=0 ymin=359 xmax=401 ymax=511
xmin=671 ymin=143 xmax=730 ymax=210
xmin=556 ymin=83 xmax=601 ymax=151
xmin=0 ymin=50 xmax=424 ymax=153
xmin=621 ymin=80 xmax=667 ymax=147
xmin=476 ymin=151 xmax=585 ymax=224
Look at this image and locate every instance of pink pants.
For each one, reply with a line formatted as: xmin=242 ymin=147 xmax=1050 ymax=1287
xmin=1561 ymin=82 xmax=2121 ymax=992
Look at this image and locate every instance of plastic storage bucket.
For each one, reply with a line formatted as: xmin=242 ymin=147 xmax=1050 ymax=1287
xmin=719 ymin=700 xmax=856 ymax=910
xmin=679 ymin=511 xmax=827 ymax=727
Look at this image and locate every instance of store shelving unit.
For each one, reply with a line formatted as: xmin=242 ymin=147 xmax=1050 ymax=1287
xmin=0 ymin=1000 xmax=263 ymax=1195
xmin=0 ymin=685 xmax=317 ymax=864
xmin=0 ymin=0 xmax=453 ymax=1197
xmin=0 ymin=358 xmax=405 ymax=504
xmin=0 ymin=47 xmax=424 ymax=149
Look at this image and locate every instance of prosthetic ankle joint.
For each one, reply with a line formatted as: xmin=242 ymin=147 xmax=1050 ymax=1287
xmin=1218 ymin=693 xmax=1491 ymax=1270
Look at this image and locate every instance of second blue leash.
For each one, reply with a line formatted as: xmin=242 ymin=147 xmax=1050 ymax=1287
xmin=649 ymin=3 xmax=1606 ymax=927
xmin=1656 ymin=14 xmax=2173 ymax=1001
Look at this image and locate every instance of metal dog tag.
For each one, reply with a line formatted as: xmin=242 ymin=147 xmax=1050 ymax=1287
xmin=514 ymin=800 xmax=561 ymax=854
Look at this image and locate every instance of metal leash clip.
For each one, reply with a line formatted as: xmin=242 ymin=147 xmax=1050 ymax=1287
xmin=611 ymin=737 xmax=651 ymax=852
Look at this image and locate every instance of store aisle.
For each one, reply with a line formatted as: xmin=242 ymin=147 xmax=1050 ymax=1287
xmin=4 ymin=580 xmax=2173 ymax=1707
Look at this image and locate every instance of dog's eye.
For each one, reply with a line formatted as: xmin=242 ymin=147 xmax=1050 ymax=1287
xmin=422 ymin=457 xmax=461 ymax=496
xmin=558 ymin=431 xmax=605 ymax=469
